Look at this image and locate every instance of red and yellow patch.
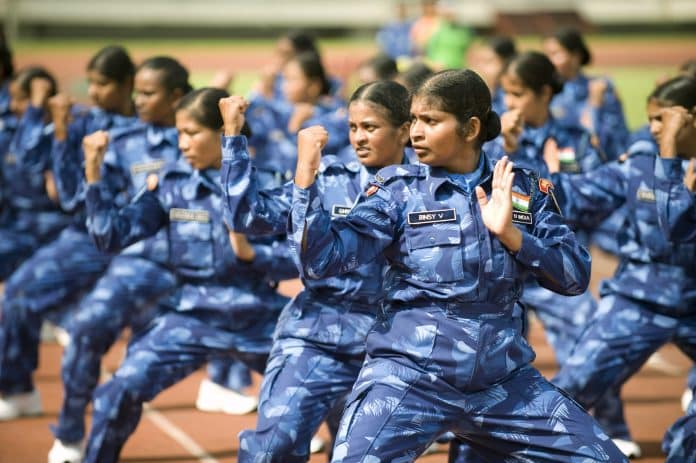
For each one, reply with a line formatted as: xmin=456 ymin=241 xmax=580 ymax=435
xmin=366 ymin=185 xmax=379 ymax=197
xmin=146 ymin=173 xmax=159 ymax=191
xmin=538 ymin=178 xmax=554 ymax=194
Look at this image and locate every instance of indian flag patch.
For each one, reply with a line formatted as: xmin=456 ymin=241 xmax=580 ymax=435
xmin=559 ymin=147 xmax=576 ymax=163
xmin=511 ymin=192 xmax=530 ymax=212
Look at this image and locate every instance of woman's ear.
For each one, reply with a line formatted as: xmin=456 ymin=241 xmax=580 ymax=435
xmin=465 ymin=117 xmax=481 ymax=143
xmin=398 ymin=121 xmax=411 ymax=145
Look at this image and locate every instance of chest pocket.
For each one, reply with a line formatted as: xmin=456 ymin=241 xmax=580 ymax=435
xmin=406 ymin=222 xmax=463 ymax=283
xmin=169 ymin=208 xmax=214 ymax=273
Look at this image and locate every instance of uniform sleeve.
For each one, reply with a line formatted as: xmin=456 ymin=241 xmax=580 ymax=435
xmin=551 ymin=160 xmax=629 ymax=228
xmin=17 ymin=105 xmax=53 ymax=172
xmin=51 ymin=117 xmax=89 ymax=211
xmin=290 ymin=181 xmax=399 ymax=280
xmin=513 ymin=184 xmax=591 ymax=295
xmin=85 ymin=180 xmax=167 ymax=252
xmin=589 ymin=82 xmax=629 ymax=160
xmin=654 ymin=157 xmax=696 ymax=242
xmin=221 ymin=135 xmax=294 ymax=235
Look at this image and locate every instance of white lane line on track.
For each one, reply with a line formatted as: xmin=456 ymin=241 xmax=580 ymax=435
xmin=101 ymin=369 xmax=219 ymax=463
xmin=143 ymin=403 xmax=219 ymax=463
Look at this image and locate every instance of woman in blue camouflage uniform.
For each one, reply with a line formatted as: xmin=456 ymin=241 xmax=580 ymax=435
xmin=221 ymin=80 xmax=413 ymax=462
xmin=0 ymin=50 xmax=137 ymax=441
xmin=246 ymin=50 xmax=349 ymax=190
xmin=0 ymin=67 xmax=71 ymax=280
xmin=479 ymin=50 xmax=639 ymax=457
xmin=547 ymin=75 xmax=696 ymax=463
xmin=290 ymin=69 xmax=625 ymax=462
xmin=81 ymin=87 xmax=296 ymax=463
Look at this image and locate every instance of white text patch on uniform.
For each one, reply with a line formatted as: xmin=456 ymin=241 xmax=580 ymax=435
xmin=407 ymin=208 xmax=457 ymax=225
xmin=512 ymin=210 xmax=533 ymax=224
xmin=130 ymin=159 xmax=166 ymax=175
xmin=170 ymin=208 xmax=210 ymax=223
xmin=331 ymin=205 xmax=352 ymax=217
xmin=636 ymin=188 xmax=656 ymax=202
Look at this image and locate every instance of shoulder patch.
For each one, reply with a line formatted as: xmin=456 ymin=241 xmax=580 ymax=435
xmin=373 ymin=164 xmax=424 ymax=185
xmin=538 ymin=178 xmax=554 ymax=194
xmin=366 ymin=185 xmax=379 ymax=197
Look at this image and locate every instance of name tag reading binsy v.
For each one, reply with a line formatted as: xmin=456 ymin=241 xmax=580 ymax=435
xmin=407 ymin=208 xmax=457 ymax=225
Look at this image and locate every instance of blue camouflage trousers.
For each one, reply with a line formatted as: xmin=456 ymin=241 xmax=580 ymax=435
xmin=553 ymin=293 xmax=696 ymax=461
xmin=83 ymin=311 xmax=271 ymax=463
xmin=0 ymin=226 xmax=41 ymax=281
xmin=523 ymin=283 xmax=631 ymax=441
xmin=53 ymin=255 xmax=177 ymax=443
xmin=238 ymin=292 xmax=374 ymax=463
xmin=664 ymin=399 xmax=696 ymax=463
xmin=329 ymin=306 xmax=626 ymax=463
xmin=207 ymin=357 xmax=252 ymax=392
xmin=238 ymin=339 xmax=364 ymax=463
xmin=0 ymin=227 xmax=113 ymax=395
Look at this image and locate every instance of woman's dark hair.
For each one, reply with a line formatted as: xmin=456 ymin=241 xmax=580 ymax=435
xmin=0 ymin=41 xmax=13 ymax=81
xmin=649 ymin=75 xmax=696 ymax=110
xmin=489 ymin=36 xmax=517 ymax=64
xmin=285 ymin=30 xmax=319 ymax=55
xmin=680 ymin=59 xmax=696 ymax=79
xmin=361 ymin=53 xmax=398 ymax=81
xmin=350 ymin=80 xmax=410 ymax=127
xmin=399 ymin=61 xmax=434 ymax=92
xmin=14 ymin=66 xmax=57 ymax=97
xmin=505 ymin=51 xmax=563 ymax=96
xmin=87 ymin=45 xmax=135 ymax=84
xmin=290 ymin=51 xmax=331 ymax=96
xmin=177 ymin=87 xmax=251 ymax=137
xmin=551 ymin=27 xmax=591 ymax=66
xmin=138 ymin=56 xmax=193 ymax=94
xmin=414 ymin=69 xmax=501 ymax=146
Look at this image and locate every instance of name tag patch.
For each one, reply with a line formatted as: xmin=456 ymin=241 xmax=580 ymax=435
xmin=636 ymin=188 xmax=656 ymax=202
xmin=130 ymin=159 xmax=166 ymax=175
xmin=331 ymin=205 xmax=352 ymax=217
xmin=407 ymin=208 xmax=457 ymax=225
xmin=4 ymin=153 xmax=16 ymax=165
xmin=170 ymin=208 xmax=210 ymax=223
xmin=512 ymin=210 xmax=533 ymax=224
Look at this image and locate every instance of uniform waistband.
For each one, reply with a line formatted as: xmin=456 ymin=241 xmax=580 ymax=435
xmin=385 ymin=300 xmax=516 ymax=318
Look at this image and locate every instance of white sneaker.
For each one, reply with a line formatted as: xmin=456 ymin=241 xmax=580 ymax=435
xmin=53 ymin=326 xmax=71 ymax=347
xmin=48 ymin=439 xmax=83 ymax=463
xmin=682 ymin=388 xmax=693 ymax=412
xmin=612 ymin=438 xmax=642 ymax=459
xmin=645 ymin=352 xmax=683 ymax=376
xmin=195 ymin=378 xmax=258 ymax=415
xmin=0 ymin=389 xmax=42 ymax=420
xmin=309 ymin=436 xmax=325 ymax=454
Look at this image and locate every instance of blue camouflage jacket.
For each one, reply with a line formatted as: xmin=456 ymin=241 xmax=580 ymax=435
xmin=654 ymin=155 xmax=696 ymax=243
xmin=91 ymin=121 xmax=180 ymax=264
xmin=222 ymin=134 xmax=389 ymax=305
xmin=52 ymin=106 xmax=137 ymax=230
xmin=290 ymin=152 xmax=590 ymax=311
xmin=551 ymin=149 xmax=696 ymax=311
xmin=485 ymin=115 xmax=604 ymax=176
xmin=550 ymin=73 xmax=629 ymax=160
xmin=86 ymin=159 xmax=295 ymax=337
xmin=0 ymin=105 xmax=71 ymax=236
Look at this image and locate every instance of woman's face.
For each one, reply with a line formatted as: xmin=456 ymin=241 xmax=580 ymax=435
xmin=409 ymin=95 xmax=470 ymax=170
xmin=282 ymin=59 xmax=317 ymax=104
xmin=134 ymin=68 xmax=179 ymax=125
xmin=8 ymin=79 xmax=29 ymax=118
xmin=471 ymin=45 xmax=505 ymax=91
xmin=176 ymin=108 xmax=222 ymax=170
xmin=349 ymin=100 xmax=409 ymax=168
xmin=87 ymin=70 xmax=131 ymax=113
xmin=501 ymin=71 xmax=550 ymax=127
xmin=542 ymin=38 xmax=580 ymax=81
xmin=649 ymin=100 xmax=696 ymax=152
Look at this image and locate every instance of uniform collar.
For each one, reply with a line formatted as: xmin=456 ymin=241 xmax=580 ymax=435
xmin=146 ymin=124 xmax=178 ymax=147
xmin=428 ymin=151 xmax=492 ymax=192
